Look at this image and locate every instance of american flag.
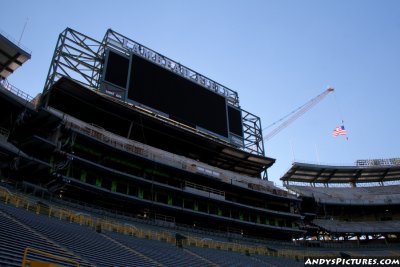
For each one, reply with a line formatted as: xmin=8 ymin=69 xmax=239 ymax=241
xmin=332 ymin=125 xmax=347 ymax=137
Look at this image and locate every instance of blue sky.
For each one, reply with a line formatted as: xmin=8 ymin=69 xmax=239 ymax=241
xmin=2 ymin=0 xmax=400 ymax=186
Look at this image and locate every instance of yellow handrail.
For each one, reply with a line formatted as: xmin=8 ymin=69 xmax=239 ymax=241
xmin=0 ymin=186 xmax=330 ymax=261
xmin=21 ymin=247 xmax=79 ymax=267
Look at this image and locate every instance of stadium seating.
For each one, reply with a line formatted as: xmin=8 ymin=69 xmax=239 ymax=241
xmin=0 ymin=202 xmax=155 ymax=266
xmin=1 ymin=185 xmax=399 ymax=266
xmin=287 ymin=185 xmax=400 ymax=205
xmin=105 ymin=231 xmax=209 ymax=266
xmin=2 ymin=26 xmax=400 ymax=266
xmin=185 ymin=246 xmax=301 ymax=267
xmin=0 ymin=195 xmax=305 ymax=266
xmin=0 ymin=208 xmax=89 ymax=266
xmin=313 ymin=219 xmax=400 ymax=234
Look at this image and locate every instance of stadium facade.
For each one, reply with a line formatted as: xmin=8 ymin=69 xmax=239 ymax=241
xmin=282 ymin=162 xmax=400 ymax=244
xmin=1 ymin=28 xmax=400 ymax=265
xmin=0 ymin=28 xmax=303 ymax=240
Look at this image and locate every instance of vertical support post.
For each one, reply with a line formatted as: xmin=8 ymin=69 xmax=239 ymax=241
xmin=127 ymin=121 xmax=134 ymax=139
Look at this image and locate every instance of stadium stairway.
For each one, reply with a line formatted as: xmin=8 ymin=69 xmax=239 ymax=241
xmin=104 ymin=231 xmax=214 ymax=266
xmin=182 ymin=247 xmax=220 ymax=266
xmin=184 ymin=246 xmax=303 ymax=267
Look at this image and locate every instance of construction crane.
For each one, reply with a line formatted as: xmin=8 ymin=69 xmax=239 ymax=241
xmin=263 ymin=87 xmax=334 ymax=141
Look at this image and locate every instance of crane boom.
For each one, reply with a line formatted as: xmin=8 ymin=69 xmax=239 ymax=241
xmin=263 ymin=87 xmax=334 ymax=141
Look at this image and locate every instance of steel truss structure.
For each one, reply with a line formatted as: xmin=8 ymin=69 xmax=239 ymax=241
xmin=43 ymin=28 xmax=265 ymax=156
xmin=242 ymin=110 xmax=264 ymax=156
xmin=43 ymin=28 xmax=102 ymax=93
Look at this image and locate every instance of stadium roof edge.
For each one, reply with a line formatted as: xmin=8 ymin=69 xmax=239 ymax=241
xmin=281 ymin=161 xmax=400 ymax=185
xmin=0 ymin=31 xmax=31 ymax=80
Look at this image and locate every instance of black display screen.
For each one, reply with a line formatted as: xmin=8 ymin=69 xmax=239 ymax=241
xmin=104 ymin=50 xmax=130 ymax=89
xmin=127 ymin=54 xmax=229 ymax=138
xmin=228 ymin=105 xmax=243 ymax=137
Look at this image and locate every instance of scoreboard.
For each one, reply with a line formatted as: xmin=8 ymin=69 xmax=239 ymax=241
xmin=101 ymin=49 xmax=243 ymax=145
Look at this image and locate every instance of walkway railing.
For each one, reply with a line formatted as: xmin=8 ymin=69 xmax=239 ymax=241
xmin=0 ymin=186 xmax=328 ymax=261
xmin=185 ymin=181 xmax=225 ymax=197
xmin=0 ymin=79 xmax=33 ymax=102
xmin=21 ymin=247 xmax=80 ymax=267
xmin=47 ymin=107 xmax=295 ymax=200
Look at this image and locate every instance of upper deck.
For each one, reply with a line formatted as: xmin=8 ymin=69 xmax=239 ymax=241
xmin=0 ymin=31 xmax=31 ymax=80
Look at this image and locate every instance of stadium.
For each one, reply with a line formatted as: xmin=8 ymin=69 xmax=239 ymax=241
xmin=0 ymin=28 xmax=399 ymax=266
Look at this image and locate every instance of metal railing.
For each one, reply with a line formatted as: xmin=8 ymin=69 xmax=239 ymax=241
xmin=6 ymin=186 xmax=398 ymax=261
xmin=0 ymin=187 xmax=175 ymax=243
xmin=185 ymin=181 xmax=225 ymax=197
xmin=21 ymin=247 xmax=80 ymax=267
xmin=0 ymin=186 xmax=313 ymax=261
xmin=0 ymin=79 xmax=33 ymax=102
xmin=48 ymin=107 xmax=293 ymax=200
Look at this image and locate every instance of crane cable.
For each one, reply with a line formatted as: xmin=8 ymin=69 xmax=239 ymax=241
xmin=263 ymin=95 xmax=317 ymax=131
xmin=333 ymin=89 xmax=345 ymax=125
xmin=263 ymin=88 xmax=334 ymax=141
xmin=332 ymin=89 xmax=349 ymax=140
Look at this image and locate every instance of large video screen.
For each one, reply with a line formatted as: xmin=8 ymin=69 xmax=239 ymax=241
xmin=103 ymin=50 xmax=130 ymax=89
xmin=127 ymin=54 xmax=229 ymax=138
xmin=228 ymin=105 xmax=243 ymax=137
xmin=102 ymin=49 xmax=244 ymax=141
